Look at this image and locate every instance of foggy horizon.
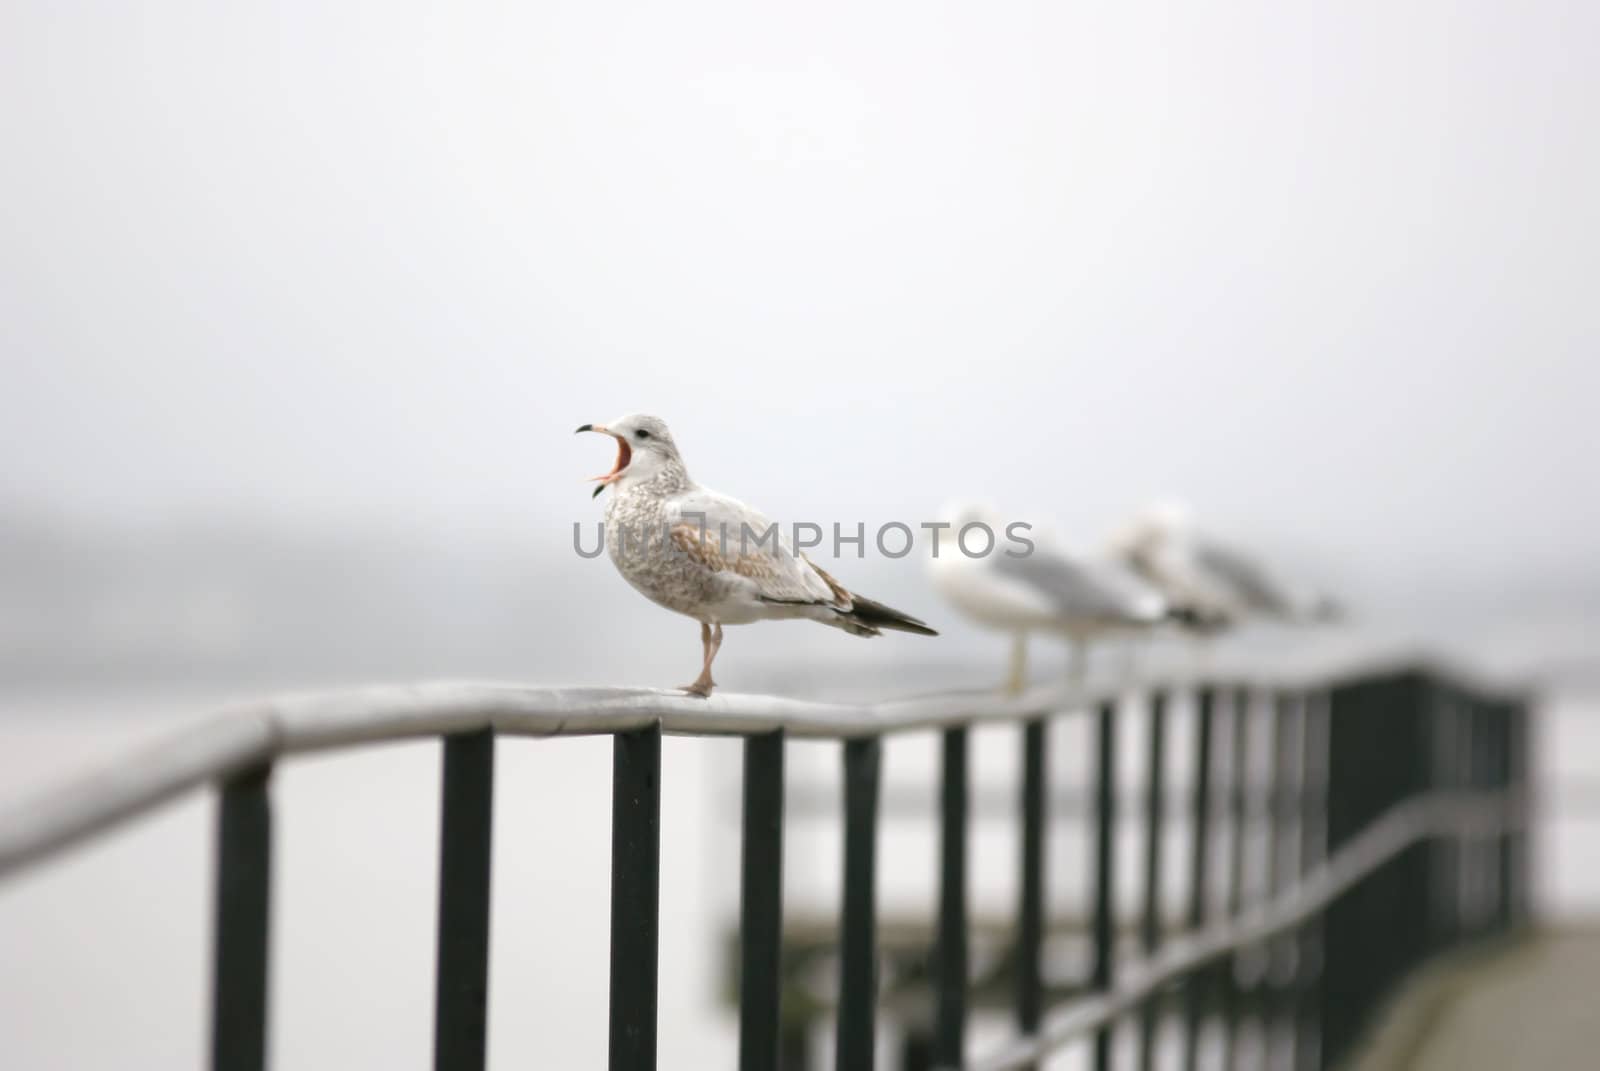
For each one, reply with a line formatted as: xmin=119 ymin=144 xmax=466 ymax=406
xmin=3 ymin=4 xmax=1597 ymax=593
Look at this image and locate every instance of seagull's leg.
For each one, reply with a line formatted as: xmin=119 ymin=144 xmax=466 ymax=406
xmin=1005 ymin=633 xmax=1029 ymax=695
xmin=705 ymin=623 xmax=723 ymax=687
xmin=681 ymin=622 xmax=715 ymax=697
xmin=682 ymin=622 xmax=723 ymax=698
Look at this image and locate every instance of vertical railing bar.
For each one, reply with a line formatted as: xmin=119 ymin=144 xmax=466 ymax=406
xmin=1468 ymin=700 xmax=1492 ymax=937
xmin=1320 ymin=678 xmax=1368 ymax=1069
xmin=1489 ymin=700 xmax=1510 ymax=933
xmin=1220 ymin=686 xmax=1251 ymax=1071
xmin=1459 ymin=697 xmax=1478 ymax=937
xmin=838 ymin=736 xmax=883 ymax=1071
xmin=935 ymin=727 xmax=970 ymax=1068
xmin=739 ymin=730 xmax=786 ymax=1071
xmin=1264 ymin=691 xmax=1294 ymax=1068
xmin=1294 ymin=693 xmax=1328 ymax=1071
xmin=1264 ymin=694 xmax=1290 ymax=898
xmin=1293 ymin=692 xmax=1312 ymax=1071
xmin=1507 ymin=699 xmax=1531 ymax=928
xmin=211 ymin=762 xmax=273 ymax=1071
xmin=434 ymin=730 xmax=496 ymax=1071
xmin=1091 ymin=697 xmax=1117 ymax=1071
xmin=1137 ymin=691 xmax=1168 ymax=1071
xmin=1451 ymin=695 xmax=1474 ymax=941
xmin=1406 ymin=675 xmax=1435 ymax=978
xmin=1016 ymin=718 xmax=1048 ymax=1060
xmin=1482 ymin=696 xmax=1500 ymax=932
xmin=1183 ymin=686 xmax=1216 ymax=1071
xmin=1429 ymin=688 xmax=1460 ymax=952
xmin=610 ymin=723 xmax=662 ymax=1071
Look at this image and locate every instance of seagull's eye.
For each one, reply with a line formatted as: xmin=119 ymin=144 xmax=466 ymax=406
xmin=635 ymin=429 xmax=651 ymax=441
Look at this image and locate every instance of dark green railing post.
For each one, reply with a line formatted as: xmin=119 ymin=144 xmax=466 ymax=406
xmin=935 ymin=727 xmax=970 ymax=1067
xmin=434 ymin=730 xmax=496 ymax=1071
xmin=1265 ymin=691 xmax=1296 ymax=1064
xmin=837 ymin=737 xmax=882 ymax=1071
xmin=211 ymin=762 xmax=273 ymax=1071
xmin=609 ymin=724 xmax=661 ymax=1071
xmin=1294 ymin=694 xmax=1327 ymax=1071
xmin=1220 ymin=687 xmax=1251 ymax=1071
xmin=1183 ymin=687 xmax=1217 ymax=1071
xmin=1504 ymin=700 xmax=1531 ymax=929
xmin=739 ymin=731 xmax=786 ymax=1071
xmin=1137 ymin=691 xmax=1168 ymax=1071
xmin=1321 ymin=672 xmax=1432 ymax=1068
xmin=1091 ymin=698 xmax=1118 ymax=1071
xmin=1468 ymin=699 xmax=1493 ymax=938
xmin=1428 ymin=688 xmax=1462 ymax=953
xmin=1016 ymin=718 xmax=1048 ymax=1065
xmin=1491 ymin=700 xmax=1524 ymax=936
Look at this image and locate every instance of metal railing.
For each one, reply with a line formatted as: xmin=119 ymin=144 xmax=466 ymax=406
xmin=0 ymin=663 xmax=1531 ymax=1071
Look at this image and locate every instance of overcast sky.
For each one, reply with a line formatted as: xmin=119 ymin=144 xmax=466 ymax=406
xmin=2 ymin=2 xmax=1596 ymax=588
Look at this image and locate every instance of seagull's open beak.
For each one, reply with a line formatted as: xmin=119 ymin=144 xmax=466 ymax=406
xmin=576 ymin=423 xmax=631 ymax=498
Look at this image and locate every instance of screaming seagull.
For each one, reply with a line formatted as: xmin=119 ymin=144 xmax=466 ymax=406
xmin=578 ymin=414 xmax=938 ymax=697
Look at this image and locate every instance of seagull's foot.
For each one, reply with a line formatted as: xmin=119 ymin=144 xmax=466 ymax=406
xmin=679 ymin=679 xmax=717 ymax=699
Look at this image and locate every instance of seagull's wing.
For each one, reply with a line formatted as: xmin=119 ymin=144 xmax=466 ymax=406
xmin=666 ymin=489 xmax=843 ymax=607
xmin=1111 ymin=534 xmax=1240 ymax=626
xmin=994 ymin=545 xmax=1167 ymax=626
xmin=1193 ymin=540 xmax=1296 ymax=617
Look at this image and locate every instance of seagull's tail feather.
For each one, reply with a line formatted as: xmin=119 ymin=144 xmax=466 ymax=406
xmin=841 ymin=593 xmax=939 ymax=637
xmin=800 ymin=559 xmax=938 ymax=638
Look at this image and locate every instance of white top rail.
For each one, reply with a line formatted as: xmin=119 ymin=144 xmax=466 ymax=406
xmin=0 ymin=653 xmax=1522 ymax=882
xmin=0 ymin=678 xmax=1076 ymax=879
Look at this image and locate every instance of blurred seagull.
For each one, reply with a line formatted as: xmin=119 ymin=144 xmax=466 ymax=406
xmin=578 ymin=414 xmax=937 ymax=697
xmin=929 ymin=503 xmax=1174 ymax=694
xmin=1108 ymin=502 xmax=1341 ymax=630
